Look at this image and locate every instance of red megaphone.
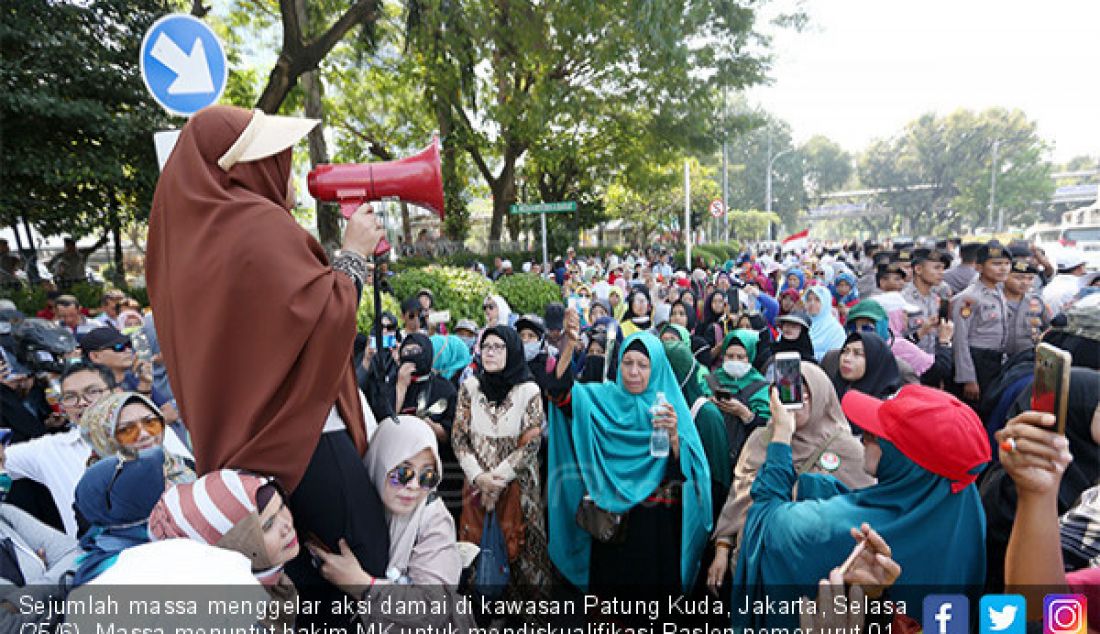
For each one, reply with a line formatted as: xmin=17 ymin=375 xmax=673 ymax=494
xmin=308 ymin=138 xmax=445 ymax=256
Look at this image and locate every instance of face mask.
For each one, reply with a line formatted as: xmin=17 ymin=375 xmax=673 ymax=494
xmin=523 ymin=341 xmax=541 ymax=362
xmin=723 ymin=360 xmax=751 ymax=379
xmin=0 ymin=472 xmax=11 ymax=503
xmin=458 ymin=336 xmax=476 ymax=350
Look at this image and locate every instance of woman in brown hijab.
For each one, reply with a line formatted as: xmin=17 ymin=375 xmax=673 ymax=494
xmin=145 ymin=105 xmax=390 ymax=585
xmin=704 ymin=361 xmax=874 ymax=593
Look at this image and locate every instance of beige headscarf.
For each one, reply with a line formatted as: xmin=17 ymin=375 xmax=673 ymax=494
xmin=715 ymin=362 xmax=874 ymax=551
xmin=364 ymin=415 xmax=443 ymax=578
xmin=79 ymin=391 xmax=194 ymax=484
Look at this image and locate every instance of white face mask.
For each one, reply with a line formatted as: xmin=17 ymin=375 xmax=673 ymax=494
xmin=523 ymin=341 xmax=541 ymax=362
xmin=723 ymin=360 xmax=751 ymax=379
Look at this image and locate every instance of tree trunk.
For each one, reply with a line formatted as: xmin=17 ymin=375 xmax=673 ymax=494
xmin=296 ymin=0 xmax=340 ymax=254
xmin=109 ymin=205 xmax=124 ymax=286
xmin=490 ymin=158 xmax=518 ymax=246
xmin=255 ymin=0 xmax=379 ymax=114
xmin=400 ymin=202 xmax=411 ymax=245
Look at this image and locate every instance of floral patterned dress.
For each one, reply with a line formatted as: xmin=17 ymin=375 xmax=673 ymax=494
xmin=452 ymin=377 xmax=552 ymax=594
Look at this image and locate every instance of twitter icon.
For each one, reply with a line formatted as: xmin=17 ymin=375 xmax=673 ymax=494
xmin=981 ymin=595 xmax=1026 ymax=634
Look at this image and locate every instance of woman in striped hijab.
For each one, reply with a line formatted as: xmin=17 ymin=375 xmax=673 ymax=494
xmin=148 ymin=470 xmax=299 ymax=628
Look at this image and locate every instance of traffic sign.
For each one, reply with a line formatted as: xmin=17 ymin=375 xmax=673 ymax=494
xmin=140 ymin=14 xmax=227 ymax=117
xmin=510 ymin=201 xmax=577 ymax=214
xmin=709 ymin=198 xmax=727 ymax=218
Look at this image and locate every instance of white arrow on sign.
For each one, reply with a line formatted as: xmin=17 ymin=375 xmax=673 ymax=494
xmin=150 ymin=32 xmax=214 ymax=95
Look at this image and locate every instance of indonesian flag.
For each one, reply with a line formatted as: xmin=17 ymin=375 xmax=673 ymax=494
xmin=781 ymin=229 xmax=809 ymax=252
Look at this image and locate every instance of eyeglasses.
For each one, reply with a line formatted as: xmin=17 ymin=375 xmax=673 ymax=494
xmin=387 ymin=464 xmax=440 ymax=489
xmin=481 ymin=342 xmax=507 ymax=354
xmin=114 ymin=415 xmax=164 ymax=444
xmin=107 ymin=342 xmax=131 ymax=353
xmin=60 ymin=385 xmax=108 ymax=407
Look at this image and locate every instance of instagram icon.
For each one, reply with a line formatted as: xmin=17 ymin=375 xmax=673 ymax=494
xmin=1045 ymin=595 xmax=1087 ymax=634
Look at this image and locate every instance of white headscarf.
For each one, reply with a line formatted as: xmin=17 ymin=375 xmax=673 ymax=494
xmin=364 ymin=415 xmax=443 ymax=577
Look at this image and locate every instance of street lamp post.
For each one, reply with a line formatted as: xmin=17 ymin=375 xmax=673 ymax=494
xmin=989 ymin=139 xmax=999 ymax=232
xmin=765 ymin=132 xmax=794 ymax=239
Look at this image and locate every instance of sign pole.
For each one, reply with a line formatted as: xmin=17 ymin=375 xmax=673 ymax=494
xmin=540 ymin=211 xmax=548 ymax=267
xmin=684 ymin=159 xmax=692 ymax=268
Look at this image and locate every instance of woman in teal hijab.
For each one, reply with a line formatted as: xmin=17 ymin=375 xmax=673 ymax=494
xmin=548 ymin=330 xmax=712 ymax=594
xmin=430 ymin=334 xmax=472 ymax=385
xmin=731 ymin=385 xmax=988 ymax=630
xmin=712 ymin=330 xmax=771 ymax=467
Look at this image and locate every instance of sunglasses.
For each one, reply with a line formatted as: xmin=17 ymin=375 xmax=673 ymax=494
xmin=106 ymin=342 xmax=131 ymax=353
xmin=387 ymin=464 xmax=440 ymax=490
xmin=114 ymin=414 xmax=164 ymax=444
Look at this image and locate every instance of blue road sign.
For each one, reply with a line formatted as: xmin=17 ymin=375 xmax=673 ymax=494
xmin=140 ymin=14 xmax=227 ymax=117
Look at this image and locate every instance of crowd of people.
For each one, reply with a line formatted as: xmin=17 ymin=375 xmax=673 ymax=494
xmin=1 ymin=105 xmax=1098 ymax=632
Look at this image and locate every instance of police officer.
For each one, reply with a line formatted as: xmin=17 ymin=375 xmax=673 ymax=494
xmin=1003 ymin=258 xmax=1051 ymax=356
xmin=902 ymin=248 xmax=953 ymax=354
xmin=952 ymin=241 xmax=1011 ymax=403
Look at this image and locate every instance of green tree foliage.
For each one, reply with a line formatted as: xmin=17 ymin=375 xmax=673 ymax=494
xmin=387 ymin=266 xmax=494 ymax=322
xmin=494 ymin=273 xmax=562 ymax=317
xmin=858 ymin=108 xmax=1053 ymax=234
xmin=0 ymin=0 xmax=179 ymax=242
xmin=799 ymin=135 xmax=853 ymax=200
xmin=406 ymin=0 xmax=774 ymax=247
xmin=723 ymin=114 xmax=804 ymax=228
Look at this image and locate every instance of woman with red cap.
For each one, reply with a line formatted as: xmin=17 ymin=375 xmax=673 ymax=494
xmin=731 ymin=384 xmax=990 ymax=630
xmin=145 ymin=105 xmax=390 ymax=593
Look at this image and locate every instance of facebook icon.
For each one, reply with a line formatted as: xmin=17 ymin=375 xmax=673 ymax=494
xmin=923 ymin=595 xmax=969 ymax=634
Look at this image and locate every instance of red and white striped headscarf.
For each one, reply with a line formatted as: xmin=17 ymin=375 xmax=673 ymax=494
xmin=148 ymin=470 xmax=283 ymax=584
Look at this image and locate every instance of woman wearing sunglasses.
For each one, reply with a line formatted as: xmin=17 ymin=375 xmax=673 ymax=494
xmin=78 ymin=392 xmax=195 ymax=484
xmin=312 ymin=416 xmax=473 ymax=629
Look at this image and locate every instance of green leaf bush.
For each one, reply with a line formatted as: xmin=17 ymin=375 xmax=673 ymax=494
xmin=357 ymin=290 xmax=401 ymax=335
xmin=494 ymin=273 xmax=563 ymax=317
xmin=387 ymin=266 xmax=494 ymax=324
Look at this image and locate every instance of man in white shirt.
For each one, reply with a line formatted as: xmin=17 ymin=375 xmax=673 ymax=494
xmin=4 ymin=360 xmax=190 ymax=537
xmin=1042 ymin=250 xmax=1088 ymax=314
xmin=91 ymin=289 xmax=125 ymax=330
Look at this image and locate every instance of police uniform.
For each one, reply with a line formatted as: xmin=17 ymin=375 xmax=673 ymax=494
xmin=901 ymin=249 xmax=953 ymax=354
xmin=952 ymin=243 xmax=1009 ymax=395
xmin=1004 ymin=259 xmax=1051 ymax=356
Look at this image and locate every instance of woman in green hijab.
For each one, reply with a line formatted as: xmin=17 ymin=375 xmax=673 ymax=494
xmin=549 ymin=320 xmax=712 ymax=597
xmin=662 ymin=339 xmax=731 ymax=511
xmin=710 ymin=329 xmax=771 ymax=468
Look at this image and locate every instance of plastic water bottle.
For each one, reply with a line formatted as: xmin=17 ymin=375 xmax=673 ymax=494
xmin=649 ymin=391 xmax=670 ymax=458
xmin=131 ymin=329 xmax=153 ymax=363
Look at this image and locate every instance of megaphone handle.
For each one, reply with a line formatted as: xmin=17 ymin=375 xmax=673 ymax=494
xmin=374 ymin=237 xmax=391 ymax=257
xmin=340 ymin=201 xmax=360 ymax=219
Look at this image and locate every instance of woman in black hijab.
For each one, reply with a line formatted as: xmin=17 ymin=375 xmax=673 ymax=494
xmin=772 ymin=312 xmax=815 ymax=363
xmin=980 ymin=367 xmax=1100 ymax=591
xmin=827 ymin=331 xmax=901 ymax=401
xmin=374 ymin=333 xmax=457 ymax=442
xmin=696 ymin=291 xmax=734 ymax=367
xmin=451 ymin=325 xmax=552 ymax=592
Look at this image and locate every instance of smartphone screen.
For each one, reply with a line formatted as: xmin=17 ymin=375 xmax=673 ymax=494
xmin=938 ymin=297 xmax=950 ymax=320
xmin=1032 ymin=343 xmax=1072 ymax=433
xmin=774 ymin=352 xmax=804 ymax=409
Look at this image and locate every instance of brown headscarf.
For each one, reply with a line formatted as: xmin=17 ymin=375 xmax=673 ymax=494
xmin=714 ymin=361 xmax=873 ymax=555
xmin=145 ymin=105 xmax=366 ymax=491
